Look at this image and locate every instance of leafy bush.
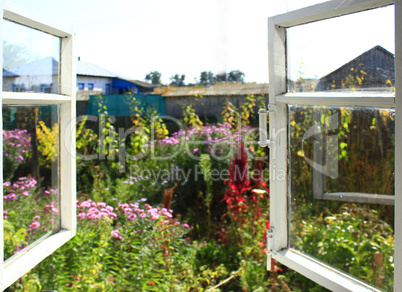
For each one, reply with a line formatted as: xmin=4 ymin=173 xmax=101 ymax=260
xmin=10 ymin=199 xmax=228 ymax=292
xmin=292 ymin=204 xmax=394 ymax=291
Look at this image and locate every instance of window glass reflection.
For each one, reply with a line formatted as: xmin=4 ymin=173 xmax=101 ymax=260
xmin=289 ymin=105 xmax=394 ymax=291
xmin=3 ymin=105 xmax=60 ymax=261
xmin=2 ymin=19 xmax=60 ymax=94
xmin=287 ymin=5 xmax=395 ymax=93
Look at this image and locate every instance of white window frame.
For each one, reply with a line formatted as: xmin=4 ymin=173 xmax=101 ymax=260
xmin=0 ymin=1 xmax=76 ymax=290
xmin=267 ymin=0 xmax=400 ymax=291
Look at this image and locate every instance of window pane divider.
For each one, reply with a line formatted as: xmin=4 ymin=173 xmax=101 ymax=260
xmin=2 ymin=92 xmax=72 ymax=104
xmin=276 ymin=92 xmax=395 ymax=106
xmin=1 ymin=230 xmax=73 ymax=291
xmin=318 ymin=192 xmax=394 ymax=205
xmin=273 ymin=249 xmax=382 ymax=292
xmin=3 ymin=1 xmax=71 ymax=38
xmin=271 ymin=0 xmax=393 ymax=28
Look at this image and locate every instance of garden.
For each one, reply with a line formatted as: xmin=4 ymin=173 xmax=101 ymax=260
xmin=3 ymin=95 xmax=394 ymax=291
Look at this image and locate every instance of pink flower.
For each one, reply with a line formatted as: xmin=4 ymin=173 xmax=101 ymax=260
xmin=183 ymin=223 xmax=190 ymax=228
xmin=111 ymin=230 xmax=122 ymax=240
xmin=97 ymin=202 xmax=106 ymax=208
xmin=124 ymin=208 xmax=132 ymax=214
xmin=29 ymin=221 xmax=41 ymax=229
xmin=88 ymin=207 xmax=98 ymax=213
xmin=8 ymin=193 xmax=17 ymax=200
xmin=106 ymin=206 xmax=114 ymax=212
xmin=22 ymin=191 xmax=29 ymax=196
xmin=108 ymin=212 xmax=117 ymax=218
xmin=128 ymin=214 xmax=137 ymax=221
xmin=80 ymin=201 xmax=91 ymax=208
xmin=140 ymin=213 xmax=146 ymax=218
xmin=77 ymin=212 xmax=86 ymax=219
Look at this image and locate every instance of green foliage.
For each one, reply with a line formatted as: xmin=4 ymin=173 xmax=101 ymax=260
xmin=220 ymin=101 xmax=239 ymax=130
xmin=36 ymin=121 xmax=58 ymax=167
xmin=170 ymin=74 xmax=186 ymax=87
xmin=10 ymin=200 xmax=229 ymax=292
xmin=292 ymin=204 xmax=394 ymax=290
xmin=6 ymin=96 xmax=396 ymax=291
xmin=145 ymin=71 xmax=162 ymax=85
xmin=182 ymin=103 xmax=203 ymax=129
xmin=199 ymin=71 xmax=216 ymax=85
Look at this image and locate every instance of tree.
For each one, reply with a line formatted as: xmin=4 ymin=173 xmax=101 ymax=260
xmin=216 ymin=72 xmax=227 ymax=83
xmin=228 ymin=70 xmax=245 ymax=83
xmin=199 ymin=71 xmax=216 ymax=85
xmin=145 ymin=71 xmax=162 ymax=85
xmin=170 ymin=74 xmax=186 ymax=87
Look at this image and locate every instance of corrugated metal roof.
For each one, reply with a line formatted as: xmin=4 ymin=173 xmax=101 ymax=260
xmin=162 ymin=83 xmax=269 ymax=97
xmin=77 ymin=60 xmax=117 ymax=78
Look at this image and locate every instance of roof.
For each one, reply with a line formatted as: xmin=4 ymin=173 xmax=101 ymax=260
xmin=161 ymin=83 xmax=269 ymax=97
xmin=320 ymin=45 xmax=394 ymax=80
xmin=77 ymin=60 xmax=117 ymax=78
xmin=124 ymin=79 xmax=157 ymax=89
xmin=4 ymin=56 xmax=59 ymax=76
xmin=316 ymin=45 xmax=395 ymax=91
xmin=3 ymin=69 xmax=18 ymax=77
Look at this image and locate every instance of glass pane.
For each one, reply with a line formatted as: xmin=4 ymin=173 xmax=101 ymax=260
xmin=287 ymin=5 xmax=395 ymax=93
xmin=2 ymin=19 xmax=60 ymax=94
xmin=3 ymin=105 xmax=60 ymax=261
xmin=289 ymin=105 xmax=394 ymax=291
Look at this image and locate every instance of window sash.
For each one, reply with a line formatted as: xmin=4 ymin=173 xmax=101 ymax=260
xmin=0 ymin=1 xmax=76 ymax=290
xmin=268 ymin=0 xmax=398 ymax=291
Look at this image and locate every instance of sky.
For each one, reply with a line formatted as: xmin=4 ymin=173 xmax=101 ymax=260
xmin=6 ymin=0 xmax=395 ymax=84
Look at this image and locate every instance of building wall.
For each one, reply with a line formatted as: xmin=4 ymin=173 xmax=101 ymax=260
xmin=76 ymin=75 xmax=113 ymax=93
xmin=3 ymin=75 xmax=58 ymax=93
xmin=112 ymin=78 xmax=140 ymax=94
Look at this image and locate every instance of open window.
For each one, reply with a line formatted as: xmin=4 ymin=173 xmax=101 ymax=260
xmin=0 ymin=1 xmax=76 ymax=289
xmin=267 ymin=0 xmax=400 ymax=290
